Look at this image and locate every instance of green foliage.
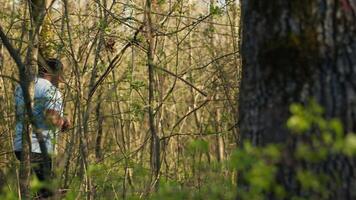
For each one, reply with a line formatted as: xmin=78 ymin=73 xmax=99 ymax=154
xmin=130 ymin=80 xmax=145 ymax=91
xmin=64 ymin=178 xmax=81 ymax=200
xmin=0 ymin=187 xmax=17 ymax=200
xmin=150 ymin=181 xmax=189 ymax=200
xmin=157 ymin=0 xmax=166 ymax=5
xmin=209 ymin=5 xmax=223 ymax=16
xmin=131 ymin=101 xmax=145 ymax=121
xmin=187 ymin=139 xmax=209 ymax=154
xmin=287 ymin=100 xmax=356 ymax=158
xmin=287 ymin=100 xmax=323 ymax=133
xmin=231 ymin=142 xmax=282 ymax=199
xmin=296 ymin=170 xmax=322 ymax=191
xmin=30 ymin=175 xmax=44 ymax=195
xmin=343 ymin=134 xmax=356 ymax=156
xmin=231 ymin=100 xmax=356 ymax=199
xmin=3 ymin=102 xmax=356 ymax=199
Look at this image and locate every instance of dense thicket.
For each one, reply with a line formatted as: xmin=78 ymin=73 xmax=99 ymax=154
xmin=0 ymin=0 xmax=240 ymax=199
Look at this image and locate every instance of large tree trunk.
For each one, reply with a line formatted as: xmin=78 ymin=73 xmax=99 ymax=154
xmin=239 ymin=0 xmax=356 ymax=198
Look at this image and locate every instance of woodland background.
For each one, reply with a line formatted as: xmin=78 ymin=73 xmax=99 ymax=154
xmin=0 ymin=0 xmax=241 ymax=199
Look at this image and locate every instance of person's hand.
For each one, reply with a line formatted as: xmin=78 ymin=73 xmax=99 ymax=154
xmin=61 ymin=117 xmax=71 ymax=132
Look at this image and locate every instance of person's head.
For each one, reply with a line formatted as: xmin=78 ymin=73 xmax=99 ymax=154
xmin=38 ymin=58 xmax=64 ymax=86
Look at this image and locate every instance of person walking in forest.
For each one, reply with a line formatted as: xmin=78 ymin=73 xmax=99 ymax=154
xmin=14 ymin=58 xmax=70 ymax=198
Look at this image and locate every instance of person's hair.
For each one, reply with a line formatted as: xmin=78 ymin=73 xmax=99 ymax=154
xmin=38 ymin=58 xmax=63 ymax=77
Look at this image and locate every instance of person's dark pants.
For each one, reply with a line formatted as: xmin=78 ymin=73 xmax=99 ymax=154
xmin=15 ymin=151 xmax=53 ymax=198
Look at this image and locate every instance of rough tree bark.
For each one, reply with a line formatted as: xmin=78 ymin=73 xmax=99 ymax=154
xmin=22 ymin=0 xmax=47 ymax=198
xmin=0 ymin=0 xmax=47 ymax=195
xmin=239 ymin=0 xmax=356 ymax=198
xmin=145 ymin=0 xmax=160 ymax=191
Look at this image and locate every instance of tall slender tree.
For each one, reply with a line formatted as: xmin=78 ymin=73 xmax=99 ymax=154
xmin=145 ymin=0 xmax=160 ymax=191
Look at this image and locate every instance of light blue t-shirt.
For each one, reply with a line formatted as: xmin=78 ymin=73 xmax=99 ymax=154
xmin=14 ymin=77 xmax=63 ymax=154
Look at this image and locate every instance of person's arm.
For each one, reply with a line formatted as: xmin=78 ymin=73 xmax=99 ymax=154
xmin=44 ymin=86 xmax=70 ymax=131
xmin=44 ymin=109 xmax=70 ymax=131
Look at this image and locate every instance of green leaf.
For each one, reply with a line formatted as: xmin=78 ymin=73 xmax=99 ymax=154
xmin=290 ymin=104 xmax=304 ymax=115
xmin=157 ymin=0 xmax=166 ymax=5
xmin=246 ymin=161 xmax=277 ymax=191
xmin=343 ymin=134 xmax=356 ymax=156
xmin=263 ymin=144 xmax=281 ymax=161
xmin=230 ymin=149 xmax=255 ymax=170
xmin=188 ymin=139 xmax=209 ymax=154
xmin=309 ymin=99 xmax=324 ymax=115
xmin=296 ymin=170 xmax=321 ymax=191
xmin=210 ymin=5 xmax=223 ymax=16
xmin=287 ymin=115 xmax=310 ymax=133
xmin=329 ymin=119 xmax=343 ymax=138
xmin=30 ymin=176 xmax=44 ymax=193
